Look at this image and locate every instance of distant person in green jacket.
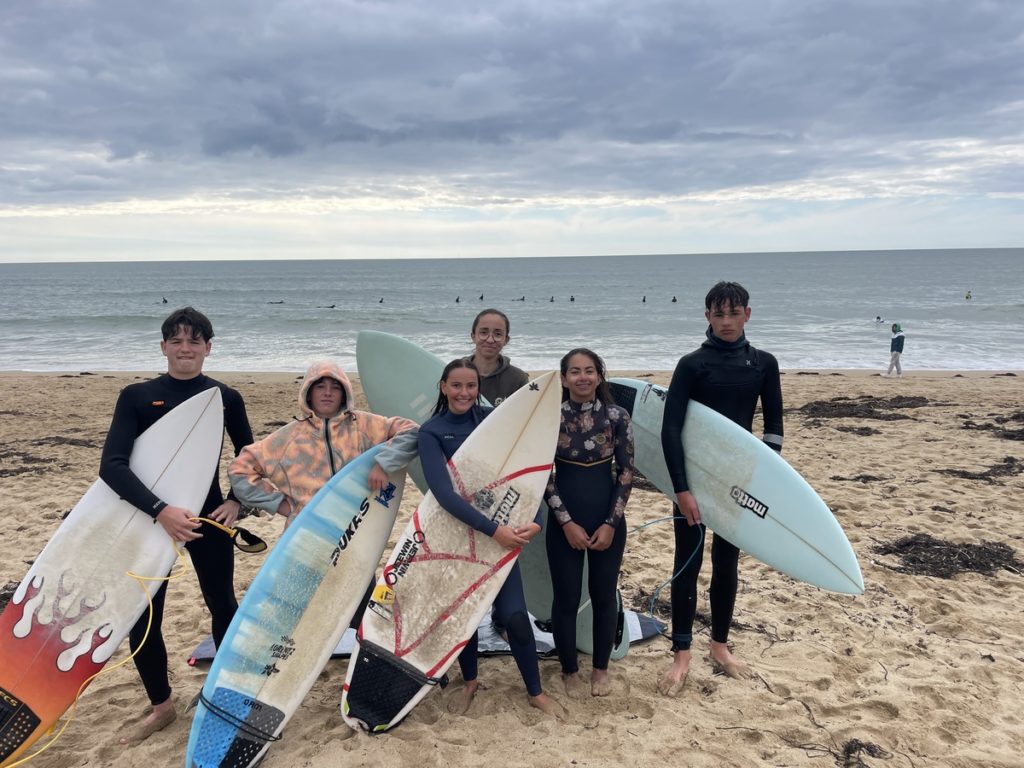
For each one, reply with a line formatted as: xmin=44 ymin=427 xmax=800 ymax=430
xmin=884 ymin=323 xmax=905 ymax=377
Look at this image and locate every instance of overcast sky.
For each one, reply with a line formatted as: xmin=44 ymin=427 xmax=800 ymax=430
xmin=2 ymin=0 xmax=1022 ymax=262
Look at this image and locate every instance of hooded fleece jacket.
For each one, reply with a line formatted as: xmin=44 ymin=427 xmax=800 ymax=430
xmin=229 ymin=361 xmax=418 ymax=519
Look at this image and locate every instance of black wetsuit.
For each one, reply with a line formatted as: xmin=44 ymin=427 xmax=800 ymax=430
xmin=99 ymin=373 xmax=253 ymax=705
xmin=544 ymin=398 xmax=634 ymax=673
xmin=661 ymin=331 xmax=783 ymax=651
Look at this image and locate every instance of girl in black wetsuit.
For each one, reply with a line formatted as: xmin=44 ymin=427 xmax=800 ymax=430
xmin=544 ymin=349 xmax=635 ymax=697
xmin=418 ymin=359 xmax=563 ymax=718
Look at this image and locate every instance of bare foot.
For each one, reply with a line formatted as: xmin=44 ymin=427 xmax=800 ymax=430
xmin=528 ymin=693 xmax=566 ymax=720
xmin=562 ymin=672 xmax=588 ymax=700
xmin=591 ymin=669 xmax=612 ymax=697
xmin=446 ymin=680 xmax=479 ymax=715
xmin=658 ymin=649 xmax=690 ymax=697
xmin=119 ymin=700 xmax=177 ymax=745
xmin=709 ymin=641 xmax=753 ymax=679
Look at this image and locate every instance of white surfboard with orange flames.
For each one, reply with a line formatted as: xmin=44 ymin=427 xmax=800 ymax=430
xmin=0 ymin=388 xmax=223 ymax=766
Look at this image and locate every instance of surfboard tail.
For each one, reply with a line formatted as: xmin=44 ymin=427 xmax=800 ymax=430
xmin=342 ymin=641 xmax=444 ymax=733
xmin=189 ymin=687 xmax=285 ymax=768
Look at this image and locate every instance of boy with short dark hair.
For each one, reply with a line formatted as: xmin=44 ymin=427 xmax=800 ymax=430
xmin=658 ymin=281 xmax=783 ymax=695
xmin=100 ymin=306 xmax=254 ymax=742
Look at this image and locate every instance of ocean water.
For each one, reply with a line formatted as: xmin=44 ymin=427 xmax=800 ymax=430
xmin=0 ymin=249 xmax=1022 ymax=372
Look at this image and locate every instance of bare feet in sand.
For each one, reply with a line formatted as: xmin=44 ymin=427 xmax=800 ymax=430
xmin=528 ymin=693 xmax=566 ymax=719
xmin=709 ymin=641 xmax=754 ymax=679
xmin=562 ymin=672 xmax=588 ymax=699
xmin=658 ymin=649 xmax=690 ymax=697
xmin=591 ymin=669 xmax=612 ymax=697
xmin=119 ymin=700 xmax=177 ymax=745
xmin=446 ymin=680 xmax=480 ymax=715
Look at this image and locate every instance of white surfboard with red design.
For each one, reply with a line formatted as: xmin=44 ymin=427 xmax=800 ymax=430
xmin=0 ymin=388 xmax=223 ymax=766
xmin=340 ymin=371 xmax=561 ymax=732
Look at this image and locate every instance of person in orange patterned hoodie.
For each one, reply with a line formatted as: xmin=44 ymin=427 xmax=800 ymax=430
xmin=228 ymin=360 xmax=418 ymax=524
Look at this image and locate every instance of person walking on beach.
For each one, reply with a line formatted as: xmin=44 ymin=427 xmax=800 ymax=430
xmin=99 ymin=307 xmax=254 ymax=743
xmin=465 ymin=308 xmax=529 ymax=406
xmin=418 ymin=359 xmax=563 ymax=718
xmin=884 ymin=323 xmax=905 ymax=377
xmin=658 ymin=282 xmax=783 ymax=695
xmin=544 ymin=348 xmax=634 ymax=698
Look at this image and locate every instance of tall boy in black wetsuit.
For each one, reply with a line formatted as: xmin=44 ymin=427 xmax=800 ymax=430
xmin=99 ymin=307 xmax=254 ymax=742
xmin=658 ymin=282 xmax=783 ymax=696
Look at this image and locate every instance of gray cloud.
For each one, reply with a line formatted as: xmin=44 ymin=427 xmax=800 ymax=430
xmin=1 ymin=0 xmax=1022 ymax=211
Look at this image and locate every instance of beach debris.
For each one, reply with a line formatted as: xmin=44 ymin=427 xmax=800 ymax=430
xmin=934 ymin=455 xmax=1022 ymax=482
xmin=0 ymin=448 xmax=64 ymax=477
xmin=841 ymin=738 xmax=893 ymax=767
xmin=834 ymin=425 xmax=882 ymax=436
xmin=830 ymin=473 xmax=889 ymax=483
xmin=874 ymin=533 xmax=1023 ymax=579
xmin=0 ymin=582 xmax=16 ymax=610
xmin=960 ymin=410 xmax=1024 ymax=441
xmin=797 ymin=395 xmax=930 ymax=421
xmin=33 ymin=435 xmax=100 ymax=449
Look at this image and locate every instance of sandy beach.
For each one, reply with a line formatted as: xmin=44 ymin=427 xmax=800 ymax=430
xmin=1 ymin=369 xmax=1022 ymax=768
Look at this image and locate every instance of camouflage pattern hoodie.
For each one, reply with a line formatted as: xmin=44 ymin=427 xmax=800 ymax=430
xmin=229 ymin=361 xmax=417 ymax=519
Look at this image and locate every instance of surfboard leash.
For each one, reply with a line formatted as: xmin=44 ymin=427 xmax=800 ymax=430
xmin=191 ymin=517 xmax=268 ymax=554
xmin=194 ymin=692 xmax=282 ymax=745
xmin=626 ymin=515 xmax=706 ymax=622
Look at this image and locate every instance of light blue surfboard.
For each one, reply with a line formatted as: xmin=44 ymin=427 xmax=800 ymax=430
xmin=356 ymin=330 xmax=629 ymax=658
xmin=608 ymin=378 xmax=863 ymax=595
xmin=186 ymin=445 xmax=405 ymax=768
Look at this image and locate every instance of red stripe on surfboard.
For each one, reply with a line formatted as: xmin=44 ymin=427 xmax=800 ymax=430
xmin=447 ymin=461 xmax=553 ymax=501
xmin=387 ymin=462 xmax=550 ymax=661
xmin=395 ymin=547 xmax=520 ymax=660
xmin=426 ymin=639 xmax=470 ymax=679
xmin=483 ymin=463 xmax=553 ymax=491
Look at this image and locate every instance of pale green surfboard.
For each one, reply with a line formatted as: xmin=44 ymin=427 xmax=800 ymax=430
xmin=356 ymin=331 xmax=629 ymax=658
xmin=608 ymin=378 xmax=863 ymax=595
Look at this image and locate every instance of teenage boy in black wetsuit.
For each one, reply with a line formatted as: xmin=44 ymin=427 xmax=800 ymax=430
xmin=658 ymin=282 xmax=783 ymax=696
xmin=99 ymin=307 xmax=254 ymax=743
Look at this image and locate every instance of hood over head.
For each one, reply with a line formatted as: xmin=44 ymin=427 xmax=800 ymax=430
xmin=298 ymin=360 xmax=355 ymax=419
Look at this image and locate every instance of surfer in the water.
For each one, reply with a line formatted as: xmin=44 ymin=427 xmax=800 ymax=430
xmin=465 ymin=309 xmax=529 ymax=406
xmin=418 ymin=359 xmax=564 ymax=718
xmin=544 ymin=348 xmax=634 ymax=697
xmin=99 ymin=307 xmax=255 ymax=743
xmin=658 ymin=282 xmax=783 ymax=694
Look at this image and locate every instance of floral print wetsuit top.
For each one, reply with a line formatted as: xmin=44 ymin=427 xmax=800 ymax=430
xmin=544 ymin=398 xmax=635 ymax=527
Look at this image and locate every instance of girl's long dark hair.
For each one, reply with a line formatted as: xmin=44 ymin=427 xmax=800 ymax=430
xmin=432 ymin=358 xmax=482 ymax=415
xmin=559 ymin=348 xmax=613 ymax=404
